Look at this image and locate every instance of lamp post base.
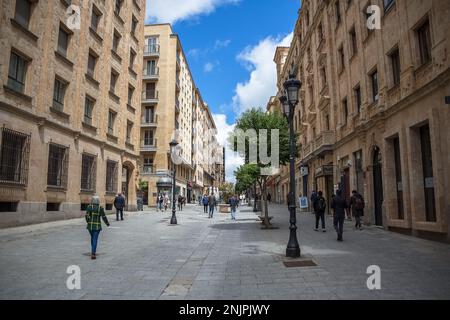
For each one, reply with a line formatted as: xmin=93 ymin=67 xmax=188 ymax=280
xmin=286 ymin=247 xmax=301 ymax=258
xmin=170 ymin=214 xmax=177 ymax=225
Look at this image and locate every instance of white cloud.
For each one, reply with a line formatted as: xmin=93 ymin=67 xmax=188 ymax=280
xmin=213 ymin=114 xmax=244 ymax=183
xmin=232 ymin=33 xmax=293 ymax=115
xmin=146 ymin=0 xmax=240 ymax=24
xmin=204 ymin=62 xmax=215 ymax=73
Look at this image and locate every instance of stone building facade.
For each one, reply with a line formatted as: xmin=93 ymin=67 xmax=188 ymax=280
xmin=0 ymin=0 xmax=145 ymax=227
xmin=269 ymin=0 xmax=450 ymax=241
xmin=139 ymin=24 xmax=223 ymax=207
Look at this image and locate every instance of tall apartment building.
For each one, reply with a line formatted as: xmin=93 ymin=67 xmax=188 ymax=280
xmin=0 ymin=0 xmax=145 ymax=227
xmin=140 ymin=24 xmax=222 ymax=206
xmin=269 ymin=0 xmax=450 ymax=241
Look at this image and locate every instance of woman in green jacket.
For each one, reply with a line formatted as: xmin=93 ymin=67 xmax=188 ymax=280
xmin=85 ymin=196 xmax=110 ymax=260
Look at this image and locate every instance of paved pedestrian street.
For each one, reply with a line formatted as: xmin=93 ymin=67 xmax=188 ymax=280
xmin=1 ymin=204 xmax=449 ymax=300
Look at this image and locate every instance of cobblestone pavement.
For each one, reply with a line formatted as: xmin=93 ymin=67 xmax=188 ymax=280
xmin=1 ymin=203 xmax=449 ymax=300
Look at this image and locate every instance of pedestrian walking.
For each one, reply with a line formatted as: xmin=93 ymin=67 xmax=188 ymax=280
xmin=350 ymin=190 xmax=365 ymax=230
xmin=230 ymin=195 xmax=238 ymax=221
xmin=331 ymin=190 xmax=348 ymax=242
xmin=163 ymin=194 xmax=170 ymax=211
xmin=202 ymin=194 xmax=209 ymax=213
xmin=137 ymin=196 xmax=143 ymax=211
xmin=267 ymin=193 xmax=272 ymax=203
xmin=85 ymin=196 xmax=110 ymax=260
xmin=113 ymin=193 xmax=125 ymax=221
xmin=157 ymin=193 xmax=164 ymax=212
xmin=310 ymin=190 xmax=318 ymax=214
xmin=178 ymin=194 xmax=183 ymax=211
xmin=208 ymin=193 xmax=216 ymax=218
xmin=314 ymin=191 xmax=327 ymax=232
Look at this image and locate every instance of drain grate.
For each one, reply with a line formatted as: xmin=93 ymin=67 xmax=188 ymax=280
xmin=283 ymin=260 xmax=317 ymax=268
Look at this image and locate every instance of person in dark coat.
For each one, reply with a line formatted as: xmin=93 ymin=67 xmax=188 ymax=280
xmin=350 ymin=190 xmax=365 ymax=229
xmin=208 ymin=193 xmax=216 ymax=218
xmin=314 ymin=191 xmax=327 ymax=232
xmin=202 ymin=194 xmax=209 ymax=213
xmin=113 ymin=193 xmax=125 ymax=221
xmin=331 ymin=190 xmax=348 ymax=241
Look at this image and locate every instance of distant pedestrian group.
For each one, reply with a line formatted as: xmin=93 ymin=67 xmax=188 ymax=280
xmin=311 ymin=189 xmax=365 ymax=242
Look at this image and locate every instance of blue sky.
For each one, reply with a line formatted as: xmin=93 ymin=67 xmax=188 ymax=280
xmin=146 ymin=0 xmax=301 ymax=181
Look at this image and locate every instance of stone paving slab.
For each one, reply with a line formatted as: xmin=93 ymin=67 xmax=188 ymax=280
xmin=0 ymin=203 xmax=450 ymax=300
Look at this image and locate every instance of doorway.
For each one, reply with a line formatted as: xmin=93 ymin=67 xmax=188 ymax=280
xmin=373 ymin=146 xmax=384 ymax=226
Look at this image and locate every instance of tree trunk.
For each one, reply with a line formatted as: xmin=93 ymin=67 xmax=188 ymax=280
xmin=261 ymin=177 xmax=271 ymax=228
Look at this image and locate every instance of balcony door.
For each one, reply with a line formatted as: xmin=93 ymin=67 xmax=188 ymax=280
xmin=146 ymin=60 xmax=157 ymax=75
xmin=144 ymin=130 xmax=154 ymax=146
xmin=144 ymin=107 xmax=154 ymax=124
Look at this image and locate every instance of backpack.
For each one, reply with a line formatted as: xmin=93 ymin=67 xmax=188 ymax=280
xmin=355 ymin=196 xmax=365 ymax=210
xmin=317 ymin=197 xmax=326 ymax=211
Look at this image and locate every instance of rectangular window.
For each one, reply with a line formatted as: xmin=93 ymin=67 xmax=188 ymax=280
xmin=342 ymin=98 xmax=348 ymax=125
xmin=0 ymin=128 xmax=30 ymax=185
xmin=128 ymin=86 xmax=134 ymax=105
xmin=53 ymin=78 xmax=66 ymax=111
xmin=14 ymin=0 xmax=31 ymax=28
xmin=129 ymin=50 xmax=136 ymax=69
xmin=106 ymin=160 xmax=118 ymax=193
xmin=108 ymin=110 xmax=116 ymax=135
xmin=144 ymin=107 xmax=155 ymax=123
xmin=383 ymin=0 xmax=395 ymax=11
xmin=84 ymin=97 xmax=94 ymax=125
xmin=420 ymin=124 xmax=436 ymax=222
xmin=81 ymin=154 xmax=96 ymax=191
xmin=335 ymin=0 xmax=341 ymax=25
xmin=8 ymin=51 xmax=28 ymax=93
xmin=47 ymin=143 xmax=69 ymax=188
xmin=417 ymin=19 xmax=431 ymax=65
xmin=110 ymin=70 xmax=118 ymax=92
xmin=126 ymin=122 xmax=133 ymax=143
xmin=131 ymin=16 xmax=138 ymax=35
xmin=87 ymin=52 xmax=96 ymax=78
xmin=349 ymin=27 xmax=357 ymax=57
xmin=57 ymin=27 xmax=69 ymax=57
xmin=390 ymin=48 xmax=401 ymax=86
xmin=370 ymin=70 xmax=379 ymax=102
xmin=393 ymin=137 xmax=404 ymax=220
xmin=112 ymin=31 xmax=120 ymax=53
xmin=144 ymin=130 xmax=154 ymax=146
xmin=46 ymin=203 xmax=60 ymax=212
xmin=91 ymin=6 xmax=101 ymax=31
xmin=354 ymin=85 xmax=361 ymax=113
xmin=115 ymin=0 xmax=122 ymax=15
xmin=145 ymin=37 xmax=158 ymax=54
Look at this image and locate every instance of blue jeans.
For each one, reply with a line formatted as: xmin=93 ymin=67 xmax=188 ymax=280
xmin=89 ymin=230 xmax=101 ymax=255
xmin=231 ymin=207 xmax=236 ymax=220
xmin=209 ymin=205 xmax=214 ymax=217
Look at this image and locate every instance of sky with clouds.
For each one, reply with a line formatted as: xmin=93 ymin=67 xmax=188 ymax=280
xmin=146 ymin=0 xmax=300 ymax=182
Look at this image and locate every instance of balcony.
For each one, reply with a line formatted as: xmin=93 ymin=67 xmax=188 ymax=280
xmin=313 ymin=131 xmax=336 ymax=156
xmin=142 ymin=67 xmax=159 ymax=80
xmin=141 ymin=90 xmax=158 ymax=105
xmin=175 ymin=101 xmax=180 ymax=113
xmin=302 ymin=143 xmax=312 ymax=158
xmin=141 ymin=139 xmax=157 ymax=152
xmin=144 ymin=44 xmax=160 ymax=57
xmin=141 ymin=115 xmax=157 ymax=128
xmin=175 ymin=78 xmax=181 ymax=91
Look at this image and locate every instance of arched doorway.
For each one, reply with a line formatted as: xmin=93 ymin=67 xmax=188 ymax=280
xmin=122 ymin=161 xmax=136 ymax=211
xmin=372 ymin=146 xmax=383 ymax=226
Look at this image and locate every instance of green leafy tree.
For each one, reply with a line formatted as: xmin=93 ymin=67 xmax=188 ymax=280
xmin=229 ymin=108 xmax=300 ymax=228
xmin=219 ymin=182 xmax=235 ymax=204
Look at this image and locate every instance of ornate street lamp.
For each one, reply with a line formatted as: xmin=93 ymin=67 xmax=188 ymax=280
xmin=280 ymin=74 xmax=302 ymax=258
xmin=169 ymin=139 xmax=179 ymax=225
